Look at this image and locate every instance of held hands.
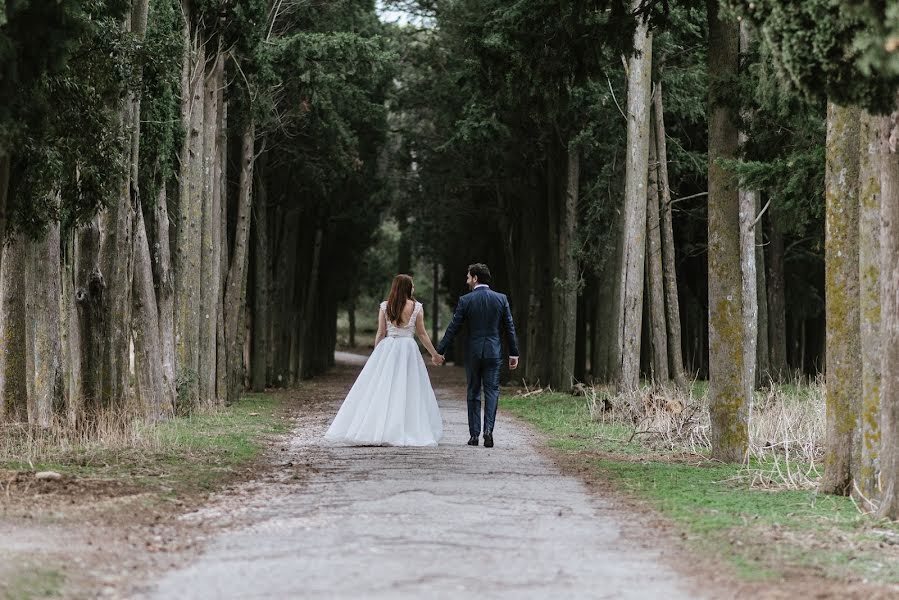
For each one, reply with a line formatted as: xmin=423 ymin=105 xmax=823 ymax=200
xmin=432 ymin=354 xmax=446 ymax=366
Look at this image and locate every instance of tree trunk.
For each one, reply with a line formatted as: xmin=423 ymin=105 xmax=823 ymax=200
xmin=297 ymin=227 xmax=324 ymax=381
xmin=0 ymin=154 xmax=8 ymax=276
xmin=153 ymin=185 xmax=177 ymax=416
xmin=646 ymin=114 xmax=669 ymax=384
xmin=199 ymin=53 xmax=222 ymax=406
xmin=551 ymin=144 xmax=579 ymax=390
xmin=132 ymin=205 xmax=173 ymax=420
xmin=707 ymin=1 xmax=747 ymax=463
xmin=251 ymin=167 xmax=269 ymax=392
xmin=618 ymin=4 xmax=652 ymax=392
xmin=574 ymin=293 xmax=587 ymax=383
xmin=24 ymin=222 xmax=63 ymax=429
xmin=739 ymin=187 xmax=759 ymax=400
xmin=348 ymin=303 xmax=356 ymax=348
xmin=0 ymin=238 xmax=27 ymax=422
xmin=592 ymin=199 xmax=623 ymax=384
xmin=653 ymin=82 xmax=686 ymax=390
xmin=820 ymin=102 xmax=862 ymax=496
xmin=877 ymin=103 xmax=899 ymax=520
xmin=60 ymin=232 xmax=81 ymax=426
xmin=858 ymin=111 xmax=884 ymax=505
xmin=432 ymin=261 xmax=439 ymax=343
xmin=174 ymin=31 xmax=205 ymax=408
xmin=223 ymin=122 xmax=256 ymax=404
xmin=74 ymin=220 xmax=103 ymax=418
xmin=216 ymin=88 xmax=229 ymax=401
xmin=755 ymin=194 xmax=770 ymax=385
xmin=766 ymin=214 xmax=788 ymax=380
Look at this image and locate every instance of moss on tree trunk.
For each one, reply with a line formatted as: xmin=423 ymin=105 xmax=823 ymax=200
xmin=820 ymin=102 xmax=861 ymax=496
xmin=706 ymin=1 xmax=748 ymax=463
xmin=877 ymin=102 xmax=899 ymax=519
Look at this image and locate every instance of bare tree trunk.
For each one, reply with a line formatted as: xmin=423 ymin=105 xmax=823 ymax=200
xmin=216 ymin=90 xmax=229 ymax=401
xmin=431 ymin=261 xmax=439 ymax=343
xmin=0 ymin=238 xmax=27 ymax=422
xmin=0 ymin=154 xmax=8 ymax=276
xmin=858 ymin=111 xmax=884 ymax=505
xmin=297 ymin=227 xmax=324 ymax=381
xmin=551 ymin=144 xmax=579 ymax=390
xmin=133 ymin=206 xmax=173 ymax=420
xmin=739 ymin=187 xmax=759 ymax=400
xmin=820 ymin=102 xmax=861 ymax=496
xmin=251 ymin=170 xmax=268 ymax=392
xmin=174 ymin=31 xmax=205 ymax=407
xmin=738 ymin=19 xmax=759 ymax=398
xmin=74 ymin=220 xmax=103 ymax=417
xmin=199 ymin=52 xmax=223 ymax=405
xmin=755 ymin=195 xmax=770 ymax=384
xmin=153 ymin=186 xmax=177 ymax=414
xmin=348 ymin=303 xmax=356 ymax=348
xmin=60 ymin=232 xmax=82 ymax=426
xmin=877 ymin=103 xmax=899 ymax=520
xmin=100 ymin=150 xmax=135 ymax=410
xmin=766 ymin=214 xmax=788 ymax=380
xmin=273 ymin=210 xmax=299 ymax=384
xmin=24 ymin=222 xmax=63 ymax=429
xmin=592 ymin=200 xmax=623 ymax=384
xmin=224 ymin=122 xmax=256 ymax=404
xmin=646 ymin=116 xmax=669 ymax=384
xmin=707 ymin=1 xmax=747 ymax=463
xmin=653 ymin=82 xmax=686 ymax=390
xmin=618 ymin=3 xmax=652 ymax=392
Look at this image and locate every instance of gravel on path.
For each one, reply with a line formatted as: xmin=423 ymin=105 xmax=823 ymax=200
xmin=136 ymin=352 xmax=697 ymax=600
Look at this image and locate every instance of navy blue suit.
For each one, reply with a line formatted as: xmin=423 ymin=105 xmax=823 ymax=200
xmin=436 ymin=286 xmax=520 ymax=438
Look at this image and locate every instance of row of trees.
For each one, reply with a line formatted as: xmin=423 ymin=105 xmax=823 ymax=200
xmin=386 ymin=0 xmax=819 ymax=395
xmin=0 ymin=0 xmax=391 ymax=428
xmin=383 ymin=0 xmax=899 ymax=518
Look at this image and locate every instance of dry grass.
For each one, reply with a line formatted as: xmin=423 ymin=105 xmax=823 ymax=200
xmin=0 ymin=411 xmax=168 ymax=466
xmin=583 ymin=377 xmax=826 ymax=490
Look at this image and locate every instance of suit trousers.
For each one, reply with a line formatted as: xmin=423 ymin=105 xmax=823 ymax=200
xmin=465 ymin=357 xmax=502 ymax=437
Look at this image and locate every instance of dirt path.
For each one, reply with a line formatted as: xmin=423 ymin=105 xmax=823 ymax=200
xmin=132 ymin=352 xmax=697 ymax=600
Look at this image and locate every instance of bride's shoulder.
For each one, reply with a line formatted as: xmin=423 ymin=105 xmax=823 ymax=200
xmin=379 ymin=300 xmax=387 ymax=310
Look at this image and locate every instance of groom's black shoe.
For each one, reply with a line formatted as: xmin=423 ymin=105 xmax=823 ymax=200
xmin=483 ymin=432 xmax=494 ymax=448
xmin=468 ymin=436 xmax=479 ymax=446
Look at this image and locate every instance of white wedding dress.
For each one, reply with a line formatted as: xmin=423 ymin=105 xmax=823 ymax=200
xmin=325 ymin=301 xmax=443 ymax=447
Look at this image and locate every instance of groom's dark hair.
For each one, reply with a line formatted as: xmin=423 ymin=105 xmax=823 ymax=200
xmin=468 ymin=263 xmax=492 ymax=285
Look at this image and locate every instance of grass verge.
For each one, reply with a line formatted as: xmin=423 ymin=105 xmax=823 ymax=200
xmin=0 ymin=567 xmax=64 ymax=600
xmin=503 ymin=392 xmax=899 ymax=586
xmin=1 ymin=393 xmax=290 ymax=499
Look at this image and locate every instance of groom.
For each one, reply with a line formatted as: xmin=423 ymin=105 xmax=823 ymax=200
xmin=437 ymin=263 xmax=519 ymax=448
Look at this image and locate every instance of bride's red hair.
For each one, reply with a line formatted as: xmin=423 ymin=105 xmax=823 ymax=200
xmin=386 ymin=274 xmax=415 ymax=326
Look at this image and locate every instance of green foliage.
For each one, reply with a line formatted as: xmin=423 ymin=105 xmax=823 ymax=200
xmin=7 ymin=1 xmax=133 ymax=236
xmin=735 ymin=0 xmax=899 ymax=112
xmin=139 ymin=0 xmax=184 ymax=203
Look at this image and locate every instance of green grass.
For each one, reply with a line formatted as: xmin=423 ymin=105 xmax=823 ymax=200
xmin=2 ymin=394 xmax=290 ymax=497
xmin=503 ymin=392 xmax=899 ymax=585
xmin=2 ymin=567 xmax=64 ymax=600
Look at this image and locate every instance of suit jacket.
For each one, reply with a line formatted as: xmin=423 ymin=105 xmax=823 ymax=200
xmin=437 ymin=286 xmax=519 ymax=360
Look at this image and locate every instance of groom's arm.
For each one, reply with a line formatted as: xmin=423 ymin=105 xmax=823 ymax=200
xmin=436 ymin=296 xmax=467 ymax=356
xmin=502 ymin=295 xmax=520 ymax=358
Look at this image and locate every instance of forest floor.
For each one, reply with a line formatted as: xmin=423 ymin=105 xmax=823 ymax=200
xmin=1 ymin=353 xmax=894 ymax=599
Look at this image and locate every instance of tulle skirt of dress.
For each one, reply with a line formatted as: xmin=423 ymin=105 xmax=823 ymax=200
xmin=325 ymin=337 xmax=443 ymax=447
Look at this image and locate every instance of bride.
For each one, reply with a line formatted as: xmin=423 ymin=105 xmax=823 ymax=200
xmin=325 ymin=274 xmax=444 ymax=447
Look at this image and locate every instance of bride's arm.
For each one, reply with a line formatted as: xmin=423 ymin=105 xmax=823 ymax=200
xmin=374 ymin=306 xmax=387 ymax=347
xmin=414 ymin=309 xmax=440 ymax=358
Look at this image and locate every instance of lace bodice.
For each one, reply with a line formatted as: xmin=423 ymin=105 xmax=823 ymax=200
xmin=381 ymin=301 xmax=421 ymax=338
